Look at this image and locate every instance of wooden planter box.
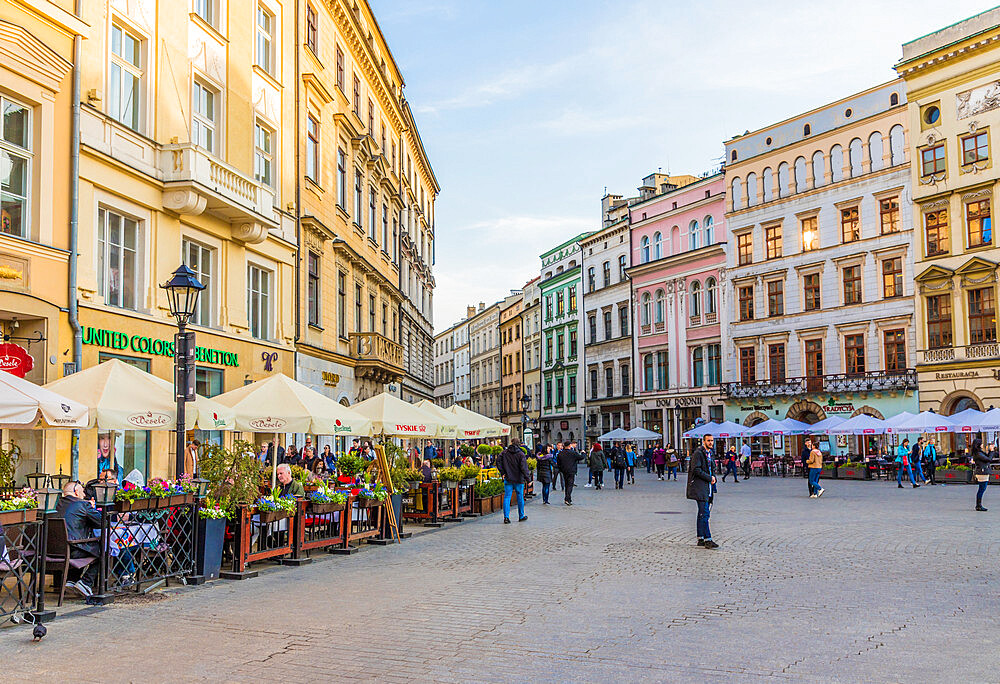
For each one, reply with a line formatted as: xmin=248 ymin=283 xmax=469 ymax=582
xmin=0 ymin=507 xmax=37 ymax=525
xmin=820 ymin=468 xmax=837 ymax=479
xmin=440 ymin=480 xmax=459 ymax=490
xmin=491 ymin=493 xmax=503 ymax=510
xmin=839 ymin=467 xmax=869 ymax=480
xmin=116 ymin=497 xmax=152 ymax=512
xmin=474 ymin=496 xmax=493 ymax=515
xmin=357 ymin=498 xmax=384 ymax=508
xmin=167 ymin=493 xmax=195 ymax=506
xmin=989 ymin=472 xmax=1000 ymax=484
xmin=257 ymin=509 xmax=293 ymax=524
xmin=938 ymin=468 xmax=973 ymax=484
xmin=307 ymin=502 xmax=346 ymax=514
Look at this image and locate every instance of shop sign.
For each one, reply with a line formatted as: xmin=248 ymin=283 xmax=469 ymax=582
xmin=0 ymin=343 xmax=33 ymax=377
xmin=322 ymin=371 xmax=341 ymax=387
xmin=936 ymin=371 xmax=979 ymax=380
xmin=655 ymin=396 xmax=703 ymax=408
xmin=824 ymin=402 xmax=856 ymax=414
xmin=82 ymin=326 xmax=239 ymax=367
xmin=126 ymin=411 xmax=171 ymax=428
xmin=396 ymin=424 xmax=428 ymax=433
xmin=738 ymin=404 xmax=774 ymax=412
xmin=248 ymin=416 xmax=287 ymax=430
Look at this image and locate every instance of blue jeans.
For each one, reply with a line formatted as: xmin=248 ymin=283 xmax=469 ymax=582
xmin=808 ymin=468 xmax=822 ymax=494
xmin=913 ymin=461 xmax=926 ymax=482
xmin=668 ymin=466 xmax=678 ymax=480
xmin=977 ymin=480 xmax=988 ymax=506
xmin=614 ymin=468 xmax=625 ymax=488
xmin=696 ymin=500 xmax=711 ymax=540
xmin=897 ymin=462 xmax=915 ymax=485
xmin=541 ymin=482 xmax=550 ymax=503
xmin=503 ymin=482 xmax=525 ymax=519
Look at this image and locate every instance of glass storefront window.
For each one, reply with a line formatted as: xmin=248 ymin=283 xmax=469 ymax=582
xmin=98 ymin=352 xmax=150 ymax=480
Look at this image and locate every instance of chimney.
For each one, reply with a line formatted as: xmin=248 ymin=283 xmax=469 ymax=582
xmin=466 ymin=306 xmax=476 ymax=319
xmin=478 ymin=302 xmax=485 ymax=312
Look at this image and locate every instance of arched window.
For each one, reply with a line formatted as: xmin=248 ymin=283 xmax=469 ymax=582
xmin=706 ymin=277 xmax=717 ymax=314
xmin=653 ymin=231 xmax=662 ymax=259
xmin=654 ymin=289 xmax=665 ymax=325
xmin=889 ymin=125 xmax=905 ymax=165
xmin=690 ymin=280 xmax=702 ymax=316
xmin=704 ymin=216 xmax=714 ymax=245
xmin=890 ymin=92 xmax=899 ymax=107
xmin=794 ymin=156 xmax=807 ymax=192
xmin=803 ymin=123 xmax=811 ymax=136
xmin=811 ymin=150 xmax=826 ymax=187
xmin=868 ymin=132 xmax=884 ymax=172
xmin=671 ymin=225 xmax=681 ymax=254
xmin=689 ymin=220 xmax=700 ymax=250
xmin=730 ymin=149 xmax=737 ymax=162
xmin=830 ymin=145 xmax=844 ymax=182
xmin=640 ymin=236 xmax=650 ymax=263
xmin=777 ymin=162 xmax=790 ymax=198
xmin=849 ymin=137 xmax=863 ymax=177
xmin=641 ymin=292 xmax=651 ymax=326
xmin=762 ymin=167 xmax=773 ymax=201
xmin=730 ymin=176 xmax=743 ymax=210
xmin=746 ymin=172 xmax=758 ymax=206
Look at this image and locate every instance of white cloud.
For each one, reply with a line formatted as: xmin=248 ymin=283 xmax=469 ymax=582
xmin=417 ymin=58 xmax=578 ymax=114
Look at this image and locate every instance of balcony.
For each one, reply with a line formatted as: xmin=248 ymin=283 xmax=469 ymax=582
xmin=920 ymin=343 xmax=1000 ymax=364
xmin=161 ymin=143 xmax=278 ymax=243
xmin=349 ymin=332 xmax=404 ymax=384
xmin=721 ymin=369 xmax=918 ymax=399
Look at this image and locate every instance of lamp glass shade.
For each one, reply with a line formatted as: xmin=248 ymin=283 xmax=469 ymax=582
xmin=25 ymin=471 xmax=49 ymax=490
xmin=34 ymin=487 xmax=62 ymax=513
xmin=192 ymin=477 xmax=209 ymax=498
xmin=49 ymin=472 xmax=70 ymax=490
xmin=161 ymin=264 xmax=206 ymax=324
xmin=92 ymin=482 xmax=118 ymax=506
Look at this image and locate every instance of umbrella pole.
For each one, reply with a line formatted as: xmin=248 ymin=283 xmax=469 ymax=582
xmin=272 ymin=431 xmax=278 ymax=490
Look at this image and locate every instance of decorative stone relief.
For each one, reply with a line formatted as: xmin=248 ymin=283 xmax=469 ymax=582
xmin=956 ymin=80 xmax=1000 ymax=120
xmin=163 ymin=189 xmax=206 ymax=215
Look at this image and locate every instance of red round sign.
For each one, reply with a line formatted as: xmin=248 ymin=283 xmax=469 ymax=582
xmin=0 ymin=343 xmax=33 ymax=378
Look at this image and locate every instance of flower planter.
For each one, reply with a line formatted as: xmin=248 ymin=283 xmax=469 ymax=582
xmin=0 ymin=508 xmax=37 ymax=525
xmin=474 ymin=496 xmax=493 ymax=515
xmin=938 ymin=468 xmax=973 ymax=484
xmin=461 ymin=479 xmax=475 ymax=487
xmin=308 ymin=502 xmax=346 ymax=514
xmin=115 ymin=497 xmax=152 ymax=512
xmin=303 ymin=483 xmax=319 ymax=493
xmin=839 ymin=467 xmax=869 ymax=480
xmin=821 ymin=468 xmax=837 ymax=479
xmin=357 ymin=497 xmax=383 ymax=508
xmin=408 ymin=481 xmax=422 ymax=491
xmin=989 ymin=472 xmax=1000 ymax=485
xmin=491 ymin=493 xmax=503 ymax=510
xmin=441 ymin=480 xmax=459 ymax=490
xmin=256 ymin=509 xmax=292 ymax=524
xmin=196 ymin=517 xmax=226 ymax=581
xmin=167 ymin=493 xmax=195 ymax=507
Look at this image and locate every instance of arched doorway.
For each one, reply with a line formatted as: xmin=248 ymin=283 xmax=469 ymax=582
xmin=743 ymin=411 xmax=768 ymax=459
xmin=943 ymin=392 xmax=983 ymax=453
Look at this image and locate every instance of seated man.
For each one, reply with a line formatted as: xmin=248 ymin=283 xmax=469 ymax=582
xmin=55 ymin=480 xmax=104 ymax=598
xmin=421 ymin=459 xmax=434 ymax=482
xmin=276 ymin=464 xmax=305 ymax=498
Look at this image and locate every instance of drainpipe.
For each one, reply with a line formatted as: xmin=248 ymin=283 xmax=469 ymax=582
xmin=67 ymin=0 xmax=83 ymax=480
xmin=293 ymin=0 xmax=301 ymax=352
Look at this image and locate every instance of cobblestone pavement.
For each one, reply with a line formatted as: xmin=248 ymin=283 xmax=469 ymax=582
xmin=5 ymin=471 xmax=1000 ymax=682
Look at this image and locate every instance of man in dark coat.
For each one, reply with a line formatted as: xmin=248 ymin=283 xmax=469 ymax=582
xmin=799 ymin=438 xmax=813 ymax=494
xmin=55 ymin=480 xmax=104 ymax=596
xmin=535 ymin=447 xmax=556 ymax=504
xmin=265 ymin=441 xmax=285 ymax=466
xmin=686 ymin=434 xmax=719 ymax=549
xmin=498 ymin=438 xmax=530 ymax=523
xmin=556 ymin=441 xmax=586 ymax=506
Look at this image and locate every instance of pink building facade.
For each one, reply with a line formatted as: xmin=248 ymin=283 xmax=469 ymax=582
xmin=628 ymin=174 xmax=727 ymax=446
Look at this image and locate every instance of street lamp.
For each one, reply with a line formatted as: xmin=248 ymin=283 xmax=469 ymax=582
xmin=520 ymin=393 xmax=531 ymax=447
xmin=161 ymin=264 xmax=205 ymax=479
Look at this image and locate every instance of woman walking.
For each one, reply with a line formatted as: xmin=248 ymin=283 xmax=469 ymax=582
xmin=807 ymin=441 xmax=825 ymax=498
xmin=653 ymin=445 xmax=667 ymax=480
xmin=721 ymin=444 xmax=739 ymax=483
xmin=536 ymin=446 xmax=555 ymax=505
xmin=973 ymin=438 xmax=991 ymax=512
xmin=588 ymin=442 xmax=607 ymax=490
xmin=625 ymin=443 xmax=637 ymax=485
xmin=896 ymin=438 xmax=919 ymax=488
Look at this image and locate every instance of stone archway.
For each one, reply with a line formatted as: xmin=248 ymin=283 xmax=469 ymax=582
xmin=941 ymin=390 xmax=982 ymax=416
xmin=851 ymin=404 xmax=884 ymax=419
xmin=743 ymin=411 xmax=768 ymax=427
xmin=785 ymin=400 xmax=827 ymax=424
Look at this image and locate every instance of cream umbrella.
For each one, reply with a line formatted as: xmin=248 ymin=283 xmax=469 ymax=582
xmin=44 ymin=358 xmax=235 ymax=431
xmin=0 ymin=370 xmax=89 ymax=429
xmin=416 ymin=400 xmax=463 ymax=465
xmin=211 ymin=373 xmax=373 ymax=487
xmin=352 ymin=392 xmax=442 ymax=438
xmin=446 ymin=404 xmax=512 ymax=438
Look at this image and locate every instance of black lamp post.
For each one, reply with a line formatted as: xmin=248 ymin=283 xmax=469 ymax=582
xmin=161 ymin=264 xmax=205 ymax=479
xmin=520 ymin=393 xmax=531 ymax=447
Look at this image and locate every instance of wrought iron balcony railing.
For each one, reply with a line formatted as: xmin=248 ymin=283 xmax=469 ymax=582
xmin=721 ymin=369 xmax=918 ymax=399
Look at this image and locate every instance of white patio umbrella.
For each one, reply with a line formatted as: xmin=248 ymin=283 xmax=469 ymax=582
xmin=354 ymin=392 xmax=443 ymax=438
xmin=746 ymin=418 xmax=810 ymax=436
xmin=805 ymin=415 xmax=846 ymax=433
xmin=953 ymin=408 xmax=1000 ymax=432
xmin=828 ymin=414 xmax=887 ymax=435
xmin=882 ymin=411 xmax=917 ymax=433
xmin=624 ymin=427 xmax=661 ymax=441
xmin=446 ymin=404 xmax=511 ymax=438
xmin=890 ymin=410 xmax=959 ymax=434
xmin=598 ymin=427 xmax=630 ymax=441
xmin=0 ymin=370 xmax=89 ymax=428
xmin=45 ymin=358 xmax=236 ymax=431
xmin=683 ymin=421 xmax=747 ymax=438
xmin=415 ymin=400 xmax=458 ymax=439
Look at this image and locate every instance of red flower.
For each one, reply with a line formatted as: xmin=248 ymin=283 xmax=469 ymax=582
xmin=337 ymin=475 xmax=352 ymax=484
xmin=350 ymin=488 xmax=360 ymax=496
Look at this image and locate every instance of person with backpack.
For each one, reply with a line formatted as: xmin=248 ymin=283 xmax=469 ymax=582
xmin=498 ymin=437 xmax=530 ymax=524
xmin=588 ymin=442 xmax=607 ymax=490
xmin=653 ymin=445 xmax=667 ymax=480
xmin=923 ymin=438 xmax=938 ymax=485
xmin=535 ymin=445 xmax=556 ymax=505
xmin=610 ymin=441 xmax=628 ymax=489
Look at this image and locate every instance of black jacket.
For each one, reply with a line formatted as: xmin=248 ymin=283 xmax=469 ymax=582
xmin=973 ymin=448 xmax=992 ymax=476
xmin=498 ymin=445 xmax=530 ymax=485
xmin=535 ymin=455 xmax=556 ymax=484
xmin=686 ymin=445 xmax=714 ymax=502
xmin=556 ymin=448 xmax=585 ymax=476
xmin=55 ymin=495 xmax=103 ymax=557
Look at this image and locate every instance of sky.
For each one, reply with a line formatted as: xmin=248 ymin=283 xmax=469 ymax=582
xmin=369 ymin=0 xmax=993 ymax=331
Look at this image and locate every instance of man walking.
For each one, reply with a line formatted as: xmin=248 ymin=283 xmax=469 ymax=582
xmin=686 ymin=435 xmax=718 ymax=549
xmin=535 ymin=445 xmax=555 ymax=504
xmin=556 ymin=441 xmax=585 ymax=505
xmin=911 ymin=437 xmax=928 ymax=485
xmin=498 ymin=437 xmax=529 ymax=524
xmin=740 ymin=440 xmax=752 ymax=479
xmin=800 ymin=438 xmax=814 ymax=495
xmin=611 ymin=441 xmax=627 ymax=489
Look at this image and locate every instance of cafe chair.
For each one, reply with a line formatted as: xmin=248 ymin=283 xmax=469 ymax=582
xmin=44 ymin=518 xmax=99 ymax=607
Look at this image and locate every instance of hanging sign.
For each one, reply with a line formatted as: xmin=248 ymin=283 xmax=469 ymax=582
xmin=0 ymin=343 xmax=33 ymax=377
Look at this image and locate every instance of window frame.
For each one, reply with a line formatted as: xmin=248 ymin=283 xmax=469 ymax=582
xmin=247 ymin=262 xmax=272 ymax=340
xmin=255 ymin=4 xmax=275 ymax=75
xmin=920 ymin=143 xmax=945 ymax=177
xmin=109 ymin=21 xmax=144 ymax=132
xmin=765 ymin=224 xmax=782 ymax=260
xmin=307 ymin=250 xmax=321 ymax=327
xmin=803 ymin=272 xmax=821 ymax=311
xmin=883 ymin=329 xmax=906 ymax=372
xmin=961 ymin=131 xmax=988 ymax=166
xmin=924 ymin=208 xmax=949 ymax=256
xmin=253 ymin=120 xmax=274 ymax=188
xmin=800 ymin=215 xmax=818 ymax=251
xmin=882 ymin=257 xmax=903 ymax=298
xmin=739 ymin=346 xmax=756 ymax=384
xmin=191 ymin=78 xmax=219 ymax=155
xmin=842 ymin=265 xmax=862 ymax=305
xmin=767 ymin=343 xmax=785 ymax=382
xmin=766 ymin=279 xmax=784 ymax=317
xmin=182 ymin=238 xmax=214 ymax=327
xmin=926 ymin=293 xmax=953 ymax=349
xmin=879 ymin=196 xmax=899 ymax=235
xmin=336 ymin=148 xmax=347 ymax=208
xmin=966 ymin=198 xmax=992 ymax=249
xmin=968 ymin=286 xmax=997 ymax=345
xmin=844 ymin=333 xmax=866 ymax=376
xmin=737 ymin=232 xmax=753 ymax=265
xmin=97 ymin=206 xmax=141 ymax=311
xmin=305 ymin=114 xmax=320 ymax=182
xmin=840 ymin=206 xmax=860 ymax=243
xmin=738 ymin=285 xmax=754 ymax=321
xmin=0 ymin=95 xmax=31 ymax=239
xmin=305 ymin=3 xmax=319 ymax=54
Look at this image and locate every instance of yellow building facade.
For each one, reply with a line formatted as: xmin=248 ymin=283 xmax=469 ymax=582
xmin=897 ymin=9 xmax=1000 ymax=417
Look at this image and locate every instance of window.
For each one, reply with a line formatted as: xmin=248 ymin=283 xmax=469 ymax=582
xmin=704 ymin=216 xmax=715 ymax=245
xmin=926 ymin=294 xmax=952 ymax=349
xmin=569 ymin=329 xmax=577 ymax=357
xmin=803 ymin=273 xmax=821 ymax=311
xmin=601 ymin=310 xmax=611 ymax=341
xmin=689 ymin=222 xmax=700 ymax=250
xmin=968 ymin=287 xmax=997 ymax=344
xmin=706 ymin=344 xmax=720 ymax=385
xmin=183 ymin=240 xmax=213 ymax=327
xmin=602 ymin=261 xmax=611 ymax=287
xmin=353 ymin=75 xmax=361 ymax=114
xmin=605 ymin=367 xmax=614 ymax=398
xmin=884 ymin=329 xmax=906 ymax=372
xmin=544 ymin=379 xmax=552 ymax=408
xmin=589 ymin=368 xmax=598 ymax=398
xmin=305 ymin=3 xmax=319 ymax=53
xmin=336 ymin=148 xmax=347 ymax=208
xmin=109 ymin=23 xmax=143 ymax=131
xmin=739 ymin=347 xmax=756 ymax=384
xmin=354 ymin=171 xmax=363 ymax=224
xmin=656 ymin=351 xmax=667 ymax=390
xmin=737 ymin=233 xmax=752 ymax=265
xmin=335 ymin=45 xmax=345 ymax=91
xmin=801 ymin=215 xmax=818 ymax=251
xmin=618 ymin=255 xmax=627 ymax=281
xmin=842 ymin=265 xmax=861 ymax=305
xmin=805 ymin=339 xmax=823 ymax=378
xmin=555 ymin=333 xmax=564 ymax=360
xmin=367 ymin=98 xmax=374 ymax=133
xmin=642 ymin=354 xmax=654 ymax=390
xmin=195 ymin=0 xmax=216 ymax=26
xmin=556 ymin=291 xmax=564 ymax=316
xmin=925 ymin=209 xmax=949 ymax=256
xmin=768 ymin=343 xmax=784 ymax=382
xmin=97 ymin=207 xmax=139 ymax=310
xmin=588 ymin=314 xmax=597 ymax=344
xmin=568 ymin=375 xmax=577 ymax=405
xmin=767 ymin=280 xmax=783 ymax=317
xmin=640 ymin=293 xmax=651 ymax=326
xmin=569 ymin=286 xmax=577 ymax=312
xmin=556 ymin=378 xmax=564 ymax=406
xmin=337 ymin=272 xmax=346 ymax=337
xmin=382 ymin=204 xmax=389 ymax=249
xmin=640 ymin=236 xmax=650 ymax=263
xmin=306 ymin=114 xmax=319 ymax=181
xmin=587 ymin=267 xmax=595 ymax=292
xmin=841 ymin=206 xmax=859 ymax=243
xmin=368 ymin=188 xmax=376 ymax=239
xmin=706 ymin=278 xmax=717 ymax=315
xmin=692 ymin=347 xmax=704 ymax=387
xmin=845 ymin=334 xmax=865 ymax=375
xmin=765 ymin=225 xmax=782 ymax=259
xmin=354 ymin=284 xmax=362 ymax=332
xmin=654 ymin=289 xmax=664 ymax=325
xmin=738 ymin=285 xmax=754 ymax=321
xmin=382 ymin=302 xmax=388 ymax=336
xmin=882 ymin=257 xmax=902 ymax=298
xmin=921 ymin=144 xmax=945 ymax=176
xmin=0 ymin=97 xmax=30 ymax=238
xmin=880 ymin=197 xmax=899 ymax=234
xmin=619 ymin=305 xmax=628 ymax=336
xmin=369 ymin=294 xmax=376 ymax=332
xmin=690 ymin=281 xmax=702 ymax=317
xmin=255 ymin=5 xmax=274 ymax=74
xmin=253 ymin=121 xmax=274 ymax=188
xmin=307 ymin=251 xmax=320 ymax=326
xmin=653 ymin=232 xmax=663 ymax=258
xmin=962 ymin=131 xmax=988 ymax=165
xmin=247 ymin=264 xmax=271 ymax=339
xmin=967 ymin=199 xmax=992 ymax=248
xmin=621 ymin=364 xmax=630 ymax=395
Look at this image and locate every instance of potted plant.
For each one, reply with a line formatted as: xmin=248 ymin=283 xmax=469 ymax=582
xmin=937 ymin=460 xmax=974 ymax=484
xmin=0 ymin=441 xmax=20 ymax=489
xmin=458 ymin=464 xmax=480 ymax=486
xmin=337 ymin=452 xmax=368 ymax=481
xmin=256 ymin=486 xmax=297 ymax=523
xmin=821 ymin=462 xmax=837 ymax=479
xmin=459 ymin=444 xmax=476 ymax=460
xmin=307 ymin=485 xmax=347 ymax=513
xmin=473 ymin=478 xmax=503 ymax=514
xmin=837 ymin=461 xmax=868 ymax=479
xmin=115 ymin=480 xmax=153 ymax=511
xmin=430 ymin=458 xmax=446 ymax=469
xmin=0 ymin=492 xmax=37 ymax=525
xmin=402 ymin=466 xmax=423 ymax=490
xmin=526 ymin=457 xmax=537 ymax=475
xmin=196 ymin=499 xmax=227 ymax=580
xmin=438 ymin=466 xmax=462 ymax=490
xmin=356 ymin=483 xmax=388 ymax=508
